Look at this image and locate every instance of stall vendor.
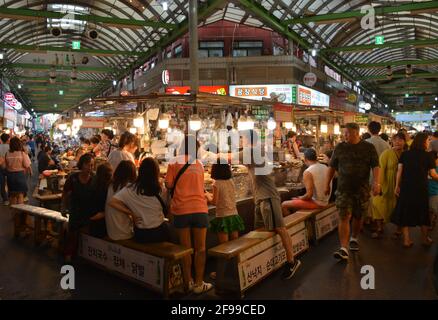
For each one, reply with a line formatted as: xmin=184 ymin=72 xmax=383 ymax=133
xmin=283 ymin=131 xmax=301 ymax=160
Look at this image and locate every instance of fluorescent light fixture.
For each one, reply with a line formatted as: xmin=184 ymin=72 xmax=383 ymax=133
xmin=18 ymin=84 xmax=22 ymax=89
xmin=158 ymin=113 xmax=170 ymax=129
xmin=162 ymin=1 xmax=168 ymax=10
xmin=133 ymin=116 xmax=144 ymax=128
xmin=0 ymin=53 xmax=3 ymax=59
xmin=356 ymin=81 xmax=360 ymax=86
xmin=129 ymin=127 xmax=137 ymax=134
xmin=54 ymin=104 xmax=57 ymax=108
xmin=320 ymin=121 xmax=328 ymax=134
xmin=283 ymin=122 xmax=294 ymax=130
xmin=58 ymin=123 xmax=67 ymax=131
xmin=112 ymin=80 xmax=117 ymax=86
xmin=311 ymin=49 xmax=317 ymax=57
xmin=372 ymin=94 xmax=376 ymax=98
xmin=385 ymin=104 xmax=388 ymax=108
xmin=59 ymin=90 xmax=64 ymax=95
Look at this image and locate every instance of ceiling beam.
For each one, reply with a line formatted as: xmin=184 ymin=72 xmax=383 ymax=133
xmin=17 ymin=76 xmax=109 ymax=83
xmin=284 ymin=1 xmax=438 ymax=25
xmin=0 ymin=7 xmax=174 ymax=29
xmin=359 ymin=72 xmax=438 ymax=81
xmin=84 ymin=0 xmax=227 ymax=110
xmin=321 ymin=39 xmax=438 ymax=53
xmin=7 ymin=63 xmax=112 ymax=73
xmin=0 ymin=43 xmax=143 ymax=56
xmin=355 ymin=59 xmax=438 ymax=68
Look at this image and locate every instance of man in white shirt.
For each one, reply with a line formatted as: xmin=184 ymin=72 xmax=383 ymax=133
xmin=366 ymin=121 xmax=390 ymax=157
xmin=0 ymin=133 xmax=10 ymax=204
xmin=281 ymin=148 xmax=331 ymax=215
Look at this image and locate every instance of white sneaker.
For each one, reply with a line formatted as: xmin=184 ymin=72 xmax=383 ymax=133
xmin=192 ymin=281 xmax=213 ymax=294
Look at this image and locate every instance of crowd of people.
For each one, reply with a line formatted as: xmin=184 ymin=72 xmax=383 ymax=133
xmin=2 ymin=120 xmax=438 ymax=295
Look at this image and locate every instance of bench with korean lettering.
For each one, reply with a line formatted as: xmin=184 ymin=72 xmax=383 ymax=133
xmin=11 ymin=204 xmax=68 ymax=251
xmin=78 ymin=233 xmax=193 ymax=299
xmin=295 ymin=203 xmax=339 ymax=244
xmin=208 ymin=211 xmax=312 ymax=297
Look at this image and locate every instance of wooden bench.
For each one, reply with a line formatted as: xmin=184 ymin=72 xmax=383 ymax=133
xmin=208 ymin=212 xmax=312 ymax=297
xmin=11 ymin=204 xmax=68 ymax=252
xmin=78 ymin=233 xmax=193 ymax=299
xmin=294 ymin=203 xmax=339 ymax=244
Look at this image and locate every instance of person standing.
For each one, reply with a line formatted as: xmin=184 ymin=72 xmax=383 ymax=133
xmin=366 ymin=121 xmax=390 ymax=157
xmin=281 ymin=148 xmax=331 ymax=216
xmin=325 ymin=123 xmax=380 ymax=261
xmin=234 ymin=130 xmax=301 ymax=278
xmin=392 ymin=132 xmax=438 ymax=247
xmin=371 ymin=133 xmax=406 ymax=238
xmin=165 ymin=135 xmax=213 ymax=294
xmin=5 ymin=137 xmax=32 ymax=205
xmin=99 ymin=129 xmax=115 ymax=158
xmin=430 ymin=131 xmax=438 ymax=153
xmin=0 ymin=133 xmax=10 ymax=205
xmin=107 ymin=131 xmax=138 ymax=170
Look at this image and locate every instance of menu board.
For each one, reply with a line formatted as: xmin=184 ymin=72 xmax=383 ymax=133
xmin=355 ymin=114 xmax=369 ymax=125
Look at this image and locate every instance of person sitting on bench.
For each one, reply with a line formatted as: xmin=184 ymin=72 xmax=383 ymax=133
xmin=281 ymin=148 xmax=331 ymax=216
xmin=109 ymin=157 xmax=170 ymax=244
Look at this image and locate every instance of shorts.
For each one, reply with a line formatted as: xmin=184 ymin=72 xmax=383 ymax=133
xmin=429 ymin=195 xmax=438 ymax=216
xmin=255 ymin=198 xmax=285 ymax=230
xmin=335 ymin=190 xmax=370 ymax=219
xmin=173 ymin=213 xmax=209 ymax=229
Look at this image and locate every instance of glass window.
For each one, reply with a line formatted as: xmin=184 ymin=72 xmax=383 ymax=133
xmin=174 ymin=44 xmax=183 ymax=58
xmin=235 ymin=41 xmax=263 ymax=48
xmin=247 ymin=48 xmax=262 ymax=56
xmin=198 ymin=50 xmax=209 ymax=58
xmin=200 ymin=41 xmax=224 ymax=48
xmin=232 ymin=49 xmax=247 ymax=57
xmin=209 ymin=49 xmax=223 ymax=57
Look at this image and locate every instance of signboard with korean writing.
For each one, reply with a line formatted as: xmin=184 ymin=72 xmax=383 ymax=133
xmin=355 ymin=114 xmax=369 ymax=125
xmin=292 ymin=85 xmax=330 ymax=107
xmin=230 ymin=85 xmax=293 ymax=103
xmin=166 ymin=86 xmax=228 ymax=95
xmin=315 ymin=207 xmax=339 ymax=240
xmin=251 ymin=106 xmax=270 ymax=121
xmin=81 ymin=117 xmax=105 ymax=128
xmin=273 ymin=103 xmax=293 ymax=122
xmin=79 ymin=234 xmax=164 ymax=291
xmin=238 ymin=223 xmax=308 ymax=291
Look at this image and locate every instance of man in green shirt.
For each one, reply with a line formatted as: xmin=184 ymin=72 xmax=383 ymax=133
xmin=326 ymin=123 xmax=380 ymax=261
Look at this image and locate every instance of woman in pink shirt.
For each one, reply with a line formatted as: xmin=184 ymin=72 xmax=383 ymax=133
xmin=5 ymin=137 xmax=31 ymax=205
xmin=165 ymin=135 xmax=212 ymax=294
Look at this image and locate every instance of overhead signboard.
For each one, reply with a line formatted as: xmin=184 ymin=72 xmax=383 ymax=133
xmin=303 ymin=72 xmax=317 ymax=87
xmin=166 ymin=86 xmax=228 ymax=95
xmin=230 ymin=84 xmax=293 ymax=103
xmin=292 ymin=85 xmax=330 ymax=107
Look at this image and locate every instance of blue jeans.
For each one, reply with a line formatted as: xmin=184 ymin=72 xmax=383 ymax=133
xmin=0 ymin=168 xmax=8 ymax=201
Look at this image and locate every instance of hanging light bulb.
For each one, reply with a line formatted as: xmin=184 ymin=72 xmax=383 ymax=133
xmin=267 ymin=117 xmax=277 ymax=130
xmin=284 ymin=122 xmax=294 ymax=130
xmin=334 ymin=122 xmax=340 ymax=135
xmin=58 ymin=123 xmax=67 ymax=131
xmin=129 ymin=127 xmax=137 ymax=134
xmin=70 ymin=66 xmax=77 ymax=83
xmin=320 ymin=121 xmax=328 ymax=134
xmin=189 ymin=114 xmax=202 ymax=131
xmin=73 ymin=118 xmax=83 ymax=127
xmin=49 ymin=65 xmax=56 ymax=84
xmin=133 ymin=116 xmax=144 ymax=128
xmin=158 ymin=113 xmax=170 ymax=129
xmin=237 ymin=115 xmax=248 ymax=131
xmin=246 ymin=115 xmax=255 ymax=130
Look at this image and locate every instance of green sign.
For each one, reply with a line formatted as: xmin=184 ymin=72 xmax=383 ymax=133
xmin=355 ymin=114 xmax=368 ymax=125
xmin=375 ymin=36 xmax=384 ymax=45
xmin=251 ymin=106 xmax=270 ymax=121
xmin=291 ymin=85 xmax=297 ymax=104
xmin=72 ymin=41 xmax=81 ymax=50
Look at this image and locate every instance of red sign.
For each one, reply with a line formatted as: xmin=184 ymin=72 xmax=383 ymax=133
xmin=337 ymin=90 xmax=347 ymax=98
xmin=3 ymin=92 xmax=15 ymax=101
xmin=166 ymin=86 xmax=228 ymax=95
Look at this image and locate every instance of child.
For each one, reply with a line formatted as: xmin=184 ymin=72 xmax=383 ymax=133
xmin=206 ymin=162 xmax=245 ymax=279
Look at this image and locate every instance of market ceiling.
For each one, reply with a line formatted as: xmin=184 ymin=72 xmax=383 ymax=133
xmin=1 ymin=0 xmax=438 ymax=114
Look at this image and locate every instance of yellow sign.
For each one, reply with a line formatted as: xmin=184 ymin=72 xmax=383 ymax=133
xmin=347 ymin=93 xmax=357 ymax=103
